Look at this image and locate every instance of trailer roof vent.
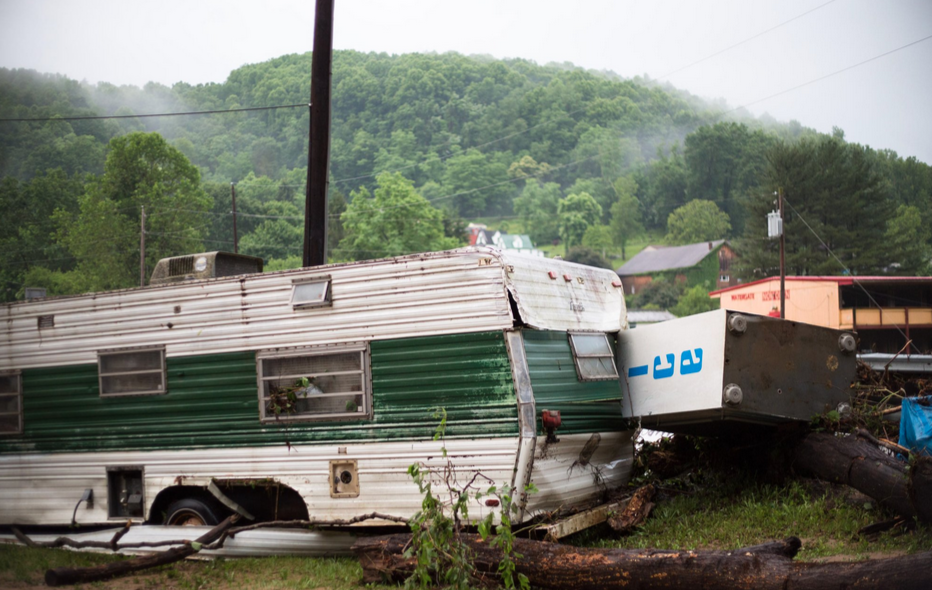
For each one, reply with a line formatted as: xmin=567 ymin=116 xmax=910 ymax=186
xmin=150 ymin=252 xmax=263 ymax=285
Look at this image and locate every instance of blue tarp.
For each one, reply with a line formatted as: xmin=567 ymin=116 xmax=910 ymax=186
xmin=899 ymin=396 xmax=932 ymax=456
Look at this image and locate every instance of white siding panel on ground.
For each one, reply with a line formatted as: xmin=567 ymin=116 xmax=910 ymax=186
xmin=0 ymin=527 xmax=359 ymax=557
xmin=0 ymin=438 xmax=519 ymax=526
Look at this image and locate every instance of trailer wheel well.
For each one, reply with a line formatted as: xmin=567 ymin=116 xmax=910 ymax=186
xmin=148 ymin=486 xmax=228 ymax=525
xmin=148 ymin=482 xmax=310 ymax=524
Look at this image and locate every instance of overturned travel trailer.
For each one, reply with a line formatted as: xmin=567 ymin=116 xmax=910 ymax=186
xmin=0 ymin=248 xmax=633 ymax=528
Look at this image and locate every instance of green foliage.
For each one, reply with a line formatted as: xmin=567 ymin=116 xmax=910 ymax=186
xmin=665 ymin=199 xmax=731 ymax=245
xmin=338 ymin=173 xmax=462 ymax=261
xmin=44 ymin=132 xmax=210 ymax=294
xmin=884 ymin=204 xmax=931 ymax=274
xmin=557 ymin=191 xmax=602 ymax=250
xmin=738 ymin=136 xmax=892 ymax=278
xmin=684 ymin=122 xmax=774 ymax=234
xmin=581 ymin=224 xmax=614 ymax=258
xmin=513 ymin=179 xmax=562 ymax=246
xmin=405 ymin=409 xmax=530 ymax=590
xmin=631 ymin=277 xmax=684 ymax=310
xmin=2 ymin=52 xmax=931 ymax=296
xmin=565 ymin=246 xmax=613 ymax=270
xmin=609 ymin=175 xmax=644 ymax=260
xmin=671 ymin=285 xmax=720 ymax=317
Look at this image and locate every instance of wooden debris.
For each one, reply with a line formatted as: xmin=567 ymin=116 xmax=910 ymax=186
xmin=607 ymin=484 xmax=655 ymax=533
xmin=43 ymin=515 xmax=240 ymax=587
xmin=353 ymin=533 xmax=932 ymax=589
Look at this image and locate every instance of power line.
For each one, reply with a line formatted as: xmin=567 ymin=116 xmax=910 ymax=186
xmin=656 ymin=0 xmax=838 ymax=80
xmin=0 ymin=103 xmax=308 ymax=123
xmin=782 ymin=196 xmax=920 ymax=354
xmin=729 ymin=32 xmax=932 ymax=113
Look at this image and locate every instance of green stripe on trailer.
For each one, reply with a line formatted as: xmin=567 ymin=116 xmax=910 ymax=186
xmin=0 ymin=331 xmax=517 ymax=454
xmin=523 ymin=330 xmax=624 ymax=434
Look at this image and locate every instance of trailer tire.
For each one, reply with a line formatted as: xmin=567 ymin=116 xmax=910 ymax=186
xmin=165 ymin=498 xmax=220 ymax=526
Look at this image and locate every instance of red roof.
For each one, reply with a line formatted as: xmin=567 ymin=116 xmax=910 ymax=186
xmin=710 ymin=275 xmax=932 ymax=296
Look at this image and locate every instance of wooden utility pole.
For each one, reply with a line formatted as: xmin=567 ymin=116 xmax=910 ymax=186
xmin=779 ymin=188 xmax=786 ymax=319
xmin=303 ymin=0 xmax=335 ymax=267
xmin=139 ymin=205 xmax=146 ymax=287
xmin=231 ymin=183 xmax=239 ymax=254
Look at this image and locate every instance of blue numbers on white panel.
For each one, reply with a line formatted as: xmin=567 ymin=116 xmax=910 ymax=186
xmin=628 ymin=348 xmax=703 ymax=380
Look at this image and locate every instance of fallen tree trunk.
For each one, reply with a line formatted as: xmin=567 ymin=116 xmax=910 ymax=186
xmin=353 ymin=533 xmax=932 ymax=590
xmin=795 ymin=431 xmax=932 ymax=523
xmin=43 ymin=515 xmax=239 ymax=587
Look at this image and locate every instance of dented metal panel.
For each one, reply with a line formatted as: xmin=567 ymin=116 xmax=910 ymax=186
xmin=499 ymin=251 xmax=626 ymax=333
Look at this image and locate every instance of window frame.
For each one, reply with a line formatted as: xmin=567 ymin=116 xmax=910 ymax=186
xmin=291 ymin=276 xmax=332 ymax=309
xmin=568 ymin=332 xmax=619 ymax=382
xmin=0 ymin=370 xmax=23 ymax=436
xmin=256 ymin=342 xmax=371 ymax=423
xmin=97 ymin=346 xmax=167 ymax=398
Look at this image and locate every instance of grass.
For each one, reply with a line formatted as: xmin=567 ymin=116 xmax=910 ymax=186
xmin=571 ymin=475 xmax=932 ymax=561
xmin=0 ymin=545 xmax=394 ymax=590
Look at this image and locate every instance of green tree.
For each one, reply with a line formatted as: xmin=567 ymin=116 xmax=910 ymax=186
xmin=609 ymin=176 xmax=643 ymax=260
xmin=884 ymin=204 xmax=931 ymax=274
xmin=665 ymin=199 xmax=731 ymax=244
xmin=557 ymin=192 xmax=602 ymax=251
xmin=565 ymin=246 xmax=613 ymax=270
xmin=338 ymin=172 xmax=461 ymax=261
xmin=513 ymin=179 xmax=562 ymax=246
xmin=582 ymin=225 xmax=614 ymax=259
xmin=739 ymin=136 xmax=890 ymax=278
xmin=50 ymin=132 xmax=210 ymax=293
xmin=671 ymin=285 xmax=719 ymax=317
xmin=684 ymin=122 xmax=773 ymax=234
xmin=442 ymin=148 xmax=512 ymax=217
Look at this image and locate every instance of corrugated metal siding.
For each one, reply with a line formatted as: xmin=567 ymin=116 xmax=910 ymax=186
xmin=0 ymin=332 xmax=517 ymax=454
xmin=1 ymin=250 xmax=513 ymax=370
xmin=2 ymin=249 xmax=629 ymax=372
xmin=0 ymin=438 xmax=520 ymax=526
xmin=370 ymin=331 xmax=518 ymax=439
xmin=523 ymin=330 xmax=624 ymax=434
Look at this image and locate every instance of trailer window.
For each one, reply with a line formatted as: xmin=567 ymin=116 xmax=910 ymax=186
xmin=0 ymin=371 xmax=22 ymax=435
xmin=569 ymin=333 xmax=618 ymax=381
xmin=257 ymin=343 xmax=369 ymax=422
xmin=98 ymin=348 xmax=167 ymax=397
xmin=292 ymin=277 xmax=331 ymax=308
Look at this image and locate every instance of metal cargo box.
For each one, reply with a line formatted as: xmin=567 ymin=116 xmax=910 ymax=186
xmin=618 ymin=309 xmax=858 ymax=436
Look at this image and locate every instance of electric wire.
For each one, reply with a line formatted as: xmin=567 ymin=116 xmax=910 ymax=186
xmin=782 ymin=196 xmax=921 ymax=354
xmin=656 ymin=0 xmax=839 ymax=80
xmin=733 ymin=32 xmax=932 ymax=112
xmin=0 ymin=103 xmax=308 ymax=123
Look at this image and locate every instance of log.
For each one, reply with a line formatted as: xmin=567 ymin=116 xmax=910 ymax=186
xmin=353 ymin=533 xmax=932 ymax=590
xmin=607 ymin=484 xmax=655 ymax=533
xmin=44 ymin=514 xmax=239 ymax=587
xmin=794 ymin=431 xmax=932 ymax=522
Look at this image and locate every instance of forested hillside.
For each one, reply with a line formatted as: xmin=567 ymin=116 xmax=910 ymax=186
xmin=1 ymin=50 xmax=930 ymax=302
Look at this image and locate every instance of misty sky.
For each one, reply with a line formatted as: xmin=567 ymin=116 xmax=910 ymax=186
xmin=1 ymin=0 xmax=930 ymax=163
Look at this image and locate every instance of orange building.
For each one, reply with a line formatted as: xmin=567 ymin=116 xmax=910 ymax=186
xmin=710 ymin=276 xmax=932 ymax=353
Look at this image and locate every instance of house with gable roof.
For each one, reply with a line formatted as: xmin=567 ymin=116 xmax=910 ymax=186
xmin=616 ymin=239 xmax=737 ymax=295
